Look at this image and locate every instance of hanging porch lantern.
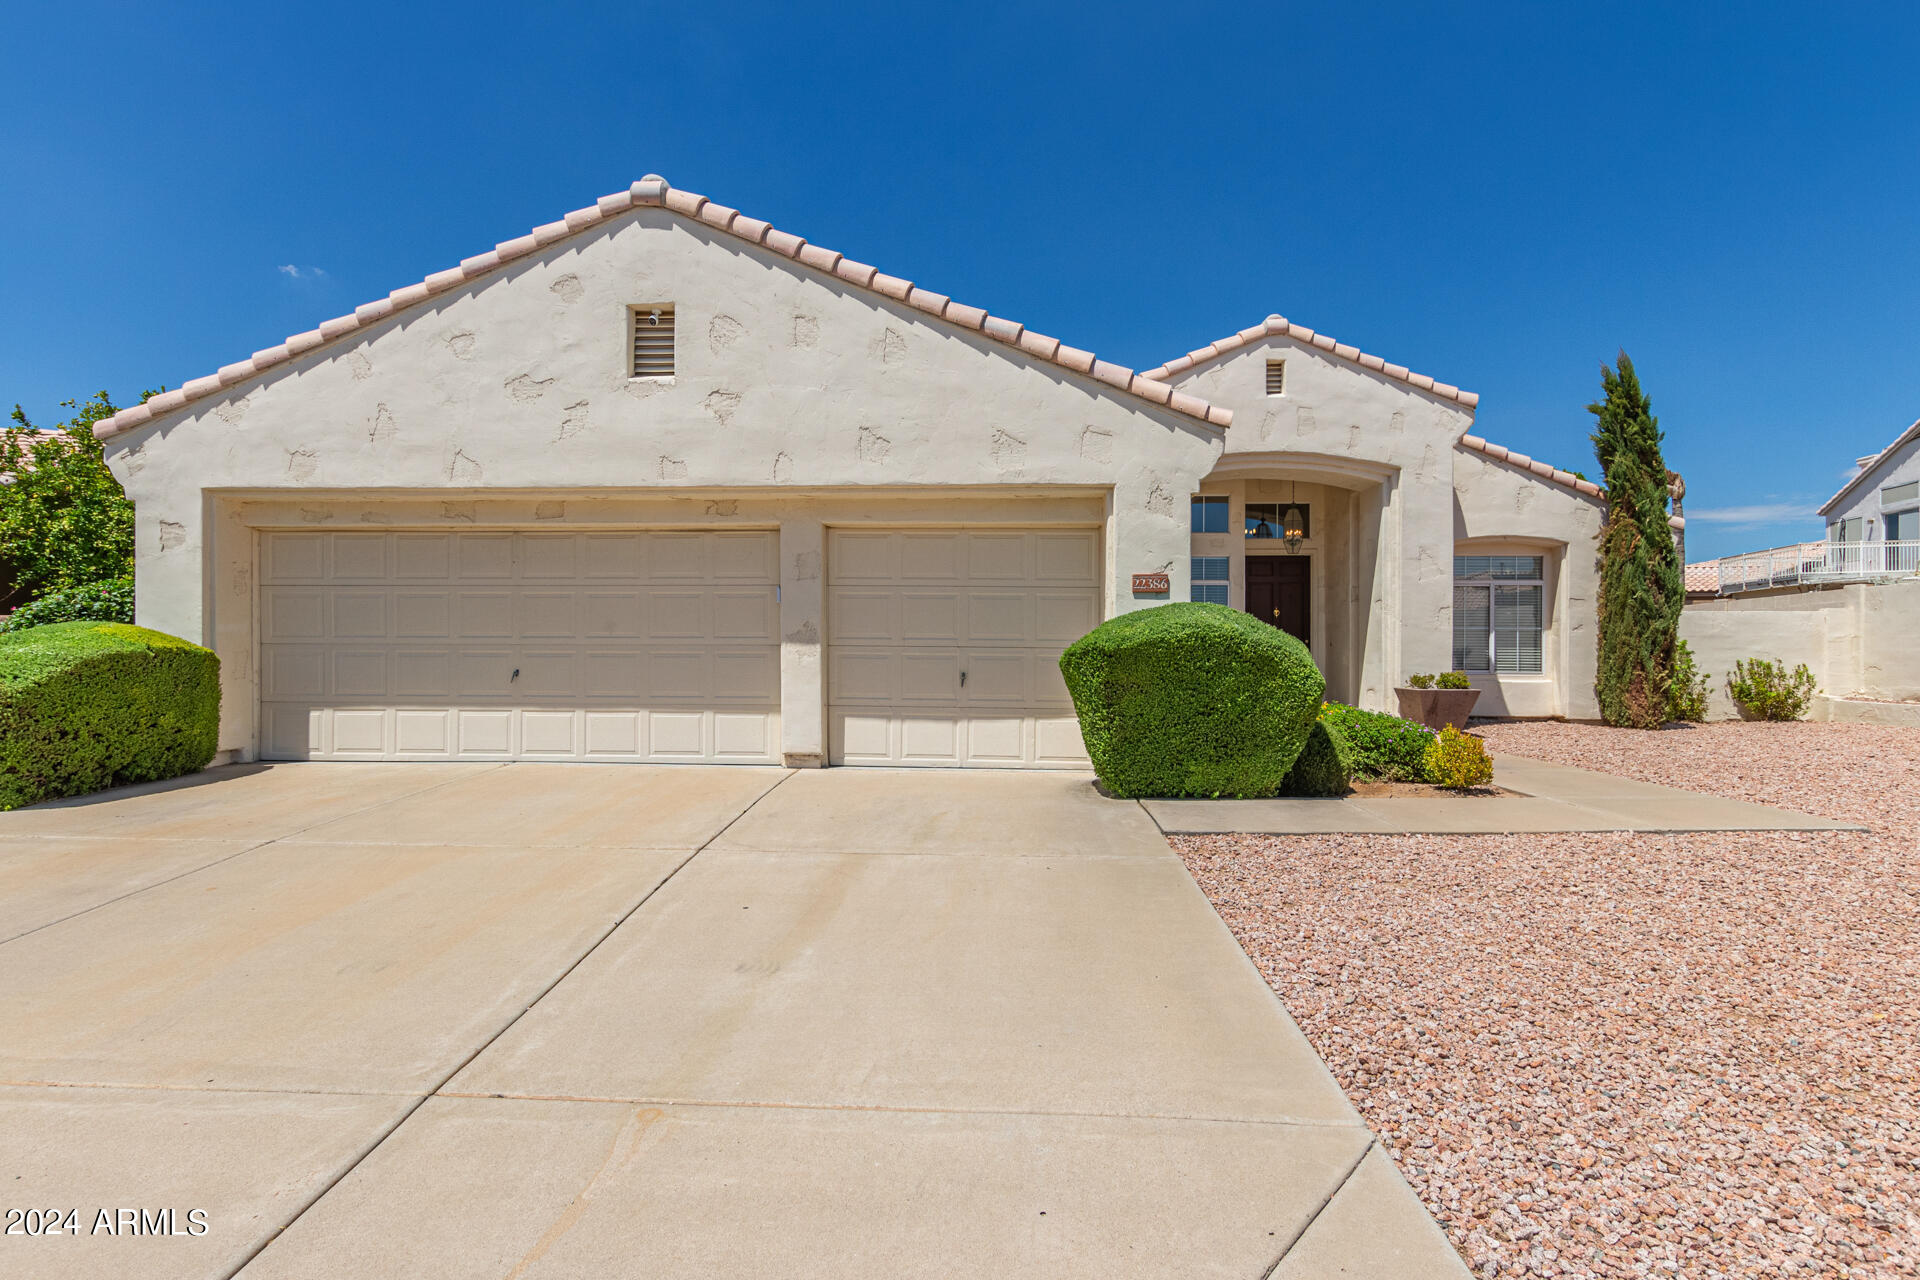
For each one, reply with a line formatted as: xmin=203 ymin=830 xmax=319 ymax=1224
xmin=1281 ymin=504 xmax=1306 ymax=553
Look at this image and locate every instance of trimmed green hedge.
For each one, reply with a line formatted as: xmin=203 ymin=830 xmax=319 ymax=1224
xmin=0 ymin=622 xmax=220 ymax=810
xmin=1059 ymin=602 xmax=1325 ymax=798
xmin=1279 ymin=717 xmax=1350 ymax=796
xmin=1320 ymin=702 xmax=1435 ymax=782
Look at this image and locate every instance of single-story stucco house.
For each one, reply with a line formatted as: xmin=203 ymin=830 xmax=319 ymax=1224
xmin=95 ymin=176 xmax=1620 ymax=769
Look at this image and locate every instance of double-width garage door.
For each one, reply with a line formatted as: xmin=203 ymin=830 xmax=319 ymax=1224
xmin=827 ymin=528 xmax=1099 ymax=768
xmin=260 ymin=530 xmax=779 ymax=761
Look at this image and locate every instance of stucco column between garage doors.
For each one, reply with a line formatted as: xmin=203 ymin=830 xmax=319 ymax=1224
xmin=780 ymin=516 xmax=827 ymax=767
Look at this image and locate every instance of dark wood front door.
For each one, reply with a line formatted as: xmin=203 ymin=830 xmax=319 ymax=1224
xmin=1246 ymin=556 xmax=1310 ymax=647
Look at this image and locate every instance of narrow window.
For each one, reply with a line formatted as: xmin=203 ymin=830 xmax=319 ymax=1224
xmin=1191 ymin=556 xmax=1230 ymax=605
xmin=1453 ymin=555 xmax=1545 ymax=674
xmin=1190 ymin=495 xmax=1229 ymax=534
xmin=1265 ymin=360 xmax=1286 ymax=395
xmin=630 ymin=304 xmax=676 ymax=377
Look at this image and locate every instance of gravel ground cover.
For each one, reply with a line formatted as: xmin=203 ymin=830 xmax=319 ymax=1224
xmin=1176 ymin=722 xmax=1918 ymax=1277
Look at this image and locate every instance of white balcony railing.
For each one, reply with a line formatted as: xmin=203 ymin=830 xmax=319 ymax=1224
xmin=1699 ymin=540 xmax=1920 ymax=594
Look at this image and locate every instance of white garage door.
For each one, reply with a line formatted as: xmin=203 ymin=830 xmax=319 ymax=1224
xmin=828 ymin=528 xmax=1099 ymax=768
xmin=259 ymin=530 xmax=779 ymax=762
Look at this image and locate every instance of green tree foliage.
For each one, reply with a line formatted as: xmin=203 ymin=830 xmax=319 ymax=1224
xmin=2 ymin=391 xmax=145 ymax=603
xmin=1589 ymin=355 xmax=1683 ymax=728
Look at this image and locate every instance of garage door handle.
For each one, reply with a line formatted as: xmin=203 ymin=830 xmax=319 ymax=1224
xmin=511 ymin=668 xmax=519 ymax=682
xmin=960 ymin=670 xmax=967 ymax=687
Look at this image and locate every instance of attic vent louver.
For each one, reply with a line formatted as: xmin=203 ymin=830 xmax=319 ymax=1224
xmin=630 ymin=304 xmax=676 ymax=377
xmin=1265 ymin=360 xmax=1286 ymax=395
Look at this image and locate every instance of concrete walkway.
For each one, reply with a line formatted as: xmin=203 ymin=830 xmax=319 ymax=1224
xmin=1146 ymin=753 xmax=1866 ymax=835
xmin=0 ymin=763 xmax=1466 ymax=1279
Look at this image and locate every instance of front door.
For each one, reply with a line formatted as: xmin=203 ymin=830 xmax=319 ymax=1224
xmin=1246 ymin=556 xmax=1310 ymax=648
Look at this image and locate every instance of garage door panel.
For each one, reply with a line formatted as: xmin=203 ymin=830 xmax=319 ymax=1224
xmin=264 ymin=533 xmax=326 ymax=582
xmin=518 ymin=593 xmax=579 ymax=638
xmin=520 ymin=535 xmax=578 ymax=579
xmin=332 ymin=651 xmax=387 ymax=698
xmin=265 ymin=647 xmax=327 ymax=700
xmin=392 ymin=651 xmax=452 ymax=697
xmin=1035 ymin=532 xmax=1098 ymax=581
xmin=584 ymin=651 xmax=643 ymax=698
xmin=899 ymin=533 xmax=963 ymax=580
xmin=393 ymin=534 xmax=452 ymax=579
xmin=960 ymin=651 xmax=1028 ymax=704
xmin=455 ymin=593 xmax=514 ymax=638
xmin=582 ymin=534 xmax=644 ymax=579
xmin=712 ymin=532 xmax=778 ymax=581
xmin=900 ymin=651 xmax=960 ymax=702
xmin=394 ymin=592 xmax=451 ymax=637
xmin=830 ymin=649 xmax=895 ymax=703
xmin=830 ymin=531 xmax=897 ymax=582
xmin=1035 ymin=592 xmax=1099 ymax=642
xmin=265 ymin=589 xmax=326 ymax=642
xmin=332 ymin=592 xmax=388 ymax=639
xmin=647 ymin=651 xmax=710 ymax=701
xmin=900 ymin=592 xmax=961 ymax=641
xmin=647 ymin=534 xmax=708 ymax=581
xmin=713 ymin=649 xmax=778 ymax=701
xmin=966 ymin=592 xmax=1030 ymax=642
xmin=828 ymin=590 xmax=896 ymax=643
xmin=330 ymin=534 xmax=388 ymax=580
xmin=395 ymin=710 xmax=451 ymax=754
xmin=827 ymin=526 xmax=1098 ymax=769
xmin=260 ymin=529 xmax=779 ymax=763
xmin=711 ymin=589 xmax=776 ymax=642
xmin=455 ymin=535 xmax=514 ymax=580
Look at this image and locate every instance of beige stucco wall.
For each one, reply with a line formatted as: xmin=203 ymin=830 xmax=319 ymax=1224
xmin=1451 ymin=449 xmax=1605 ymax=719
xmin=1166 ymin=334 xmax=1603 ymax=717
xmin=103 ymin=207 xmax=1222 ymax=761
xmin=1681 ymin=578 xmax=1920 ymax=717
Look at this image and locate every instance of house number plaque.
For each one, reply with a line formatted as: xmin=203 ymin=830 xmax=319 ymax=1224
xmin=1131 ymin=572 xmax=1171 ymax=593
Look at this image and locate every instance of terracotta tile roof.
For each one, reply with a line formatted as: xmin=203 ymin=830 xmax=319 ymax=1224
xmin=1818 ymin=416 xmax=1920 ymax=516
xmin=94 ymin=176 xmax=1231 ymax=441
xmin=1684 ymin=563 xmax=1722 ymax=593
xmin=1139 ymin=314 xmax=1480 ymax=408
xmin=1457 ymin=433 xmax=1686 ymax=531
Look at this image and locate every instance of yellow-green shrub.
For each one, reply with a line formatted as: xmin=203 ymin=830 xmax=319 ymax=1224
xmin=1424 ymin=725 xmax=1493 ymax=790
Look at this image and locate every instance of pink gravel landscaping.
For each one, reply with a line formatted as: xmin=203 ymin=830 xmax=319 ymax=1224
xmin=1175 ymin=721 xmax=1919 ymax=1278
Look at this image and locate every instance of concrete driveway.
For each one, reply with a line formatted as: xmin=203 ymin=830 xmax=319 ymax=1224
xmin=0 ymin=764 xmax=1464 ymax=1279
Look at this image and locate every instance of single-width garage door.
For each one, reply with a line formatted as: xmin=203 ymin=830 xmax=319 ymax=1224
xmin=827 ymin=527 xmax=1099 ymax=768
xmin=260 ymin=529 xmax=779 ymax=761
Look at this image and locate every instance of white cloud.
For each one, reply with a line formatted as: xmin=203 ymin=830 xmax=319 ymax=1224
xmin=1686 ymin=502 xmax=1818 ymax=526
xmin=277 ymin=264 xmax=327 ymax=280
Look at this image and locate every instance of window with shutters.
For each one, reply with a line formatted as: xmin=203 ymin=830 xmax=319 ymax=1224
xmin=1452 ymin=555 xmax=1545 ymax=674
xmin=1265 ymin=360 xmax=1286 ymax=395
xmin=1190 ymin=556 xmax=1230 ymax=605
xmin=629 ymin=304 xmax=676 ymax=377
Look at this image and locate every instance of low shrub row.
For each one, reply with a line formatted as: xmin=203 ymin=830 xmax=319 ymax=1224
xmin=0 ymin=622 xmax=220 ymax=810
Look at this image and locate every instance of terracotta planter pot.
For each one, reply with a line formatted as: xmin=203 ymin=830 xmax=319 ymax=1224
xmin=1394 ymin=686 xmax=1481 ymax=732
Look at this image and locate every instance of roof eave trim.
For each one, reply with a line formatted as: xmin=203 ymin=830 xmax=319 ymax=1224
xmin=1141 ymin=314 xmax=1478 ymax=409
xmin=94 ymin=176 xmax=1228 ymax=441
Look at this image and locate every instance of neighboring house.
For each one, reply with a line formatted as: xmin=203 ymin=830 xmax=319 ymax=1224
xmin=95 ymin=176 xmax=1613 ymax=769
xmin=1821 ymin=416 xmax=1920 ymax=562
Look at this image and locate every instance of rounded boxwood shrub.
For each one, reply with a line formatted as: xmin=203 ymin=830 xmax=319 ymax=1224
xmin=1278 ymin=716 xmax=1351 ymax=796
xmin=0 ymin=622 xmax=220 ymax=811
xmin=0 ymin=577 xmax=135 ymax=633
xmin=1059 ymin=602 xmax=1325 ymax=798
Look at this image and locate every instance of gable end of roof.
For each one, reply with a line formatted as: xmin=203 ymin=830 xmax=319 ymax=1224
xmin=1142 ymin=314 xmax=1479 ymax=409
xmin=95 ymin=176 xmax=1230 ymax=441
xmin=1818 ymin=416 xmax=1920 ymax=516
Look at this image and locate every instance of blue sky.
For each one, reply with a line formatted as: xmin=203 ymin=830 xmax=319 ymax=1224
xmin=8 ymin=1 xmax=1918 ymax=560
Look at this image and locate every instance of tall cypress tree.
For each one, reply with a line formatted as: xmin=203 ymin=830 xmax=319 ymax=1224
xmin=1589 ymin=353 xmax=1683 ymax=728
